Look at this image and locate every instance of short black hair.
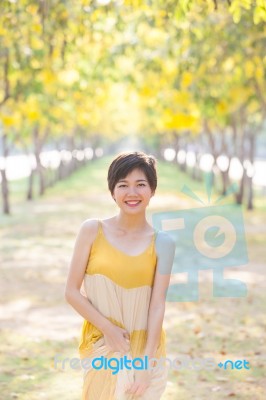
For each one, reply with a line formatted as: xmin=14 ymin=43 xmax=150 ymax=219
xmin=107 ymin=151 xmax=157 ymax=195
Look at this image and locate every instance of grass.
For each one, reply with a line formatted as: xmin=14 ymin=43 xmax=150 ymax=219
xmin=0 ymin=155 xmax=265 ymax=399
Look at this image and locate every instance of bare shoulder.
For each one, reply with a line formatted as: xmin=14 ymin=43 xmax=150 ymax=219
xmin=66 ymin=219 xmax=100 ymax=289
xmin=78 ymin=218 xmax=99 ymax=244
xmin=155 ymin=230 xmax=176 ymax=247
xmin=154 ymin=231 xmax=176 ymax=274
xmin=80 ymin=218 xmax=99 ymax=231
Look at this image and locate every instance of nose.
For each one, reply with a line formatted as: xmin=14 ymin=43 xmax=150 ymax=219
xmin=127 ymin=186 xmax=138 ymax=196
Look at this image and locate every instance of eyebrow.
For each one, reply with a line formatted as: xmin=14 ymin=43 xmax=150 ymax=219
xmin=117 ymin=179 xmax=148 ymax=183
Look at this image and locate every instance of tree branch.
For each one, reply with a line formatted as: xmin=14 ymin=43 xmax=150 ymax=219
xmin=253 ymin=79 xmax=266 ymax=117
xmin=0 ymin=49 xmax=10 ymax=106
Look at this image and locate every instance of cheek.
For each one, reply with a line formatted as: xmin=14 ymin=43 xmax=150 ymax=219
xmin=143 ymin=188 xmax=153 ymax=198
xmin=113 ymin=188 xmax=123 ymax=198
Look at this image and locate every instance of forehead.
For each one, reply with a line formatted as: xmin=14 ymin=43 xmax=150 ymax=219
xmin=118 ymin=168 xmax=147 ymax=181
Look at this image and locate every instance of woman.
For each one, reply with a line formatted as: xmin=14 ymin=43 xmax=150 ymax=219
xmin=65 ymin=151 xmax=175 ymax=399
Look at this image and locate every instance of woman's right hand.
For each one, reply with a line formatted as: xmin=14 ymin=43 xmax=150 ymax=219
xmin=103 ymin=323 xmax=130 ymax=354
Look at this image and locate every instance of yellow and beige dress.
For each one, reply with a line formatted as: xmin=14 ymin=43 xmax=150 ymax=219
xmin=79 ymin=219 xmax=167 ymax=400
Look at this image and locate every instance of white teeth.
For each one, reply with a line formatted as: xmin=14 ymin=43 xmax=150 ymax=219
xmin=126 ymin=201 xmax=140 ymax=204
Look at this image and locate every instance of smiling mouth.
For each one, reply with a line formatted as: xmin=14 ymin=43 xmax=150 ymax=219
xmin=125 ymin=201 xmax=141 ymax=206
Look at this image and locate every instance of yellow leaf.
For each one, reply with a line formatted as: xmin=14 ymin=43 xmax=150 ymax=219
xmin=173 ymin=91 xmax=190 ymax=106
xmin=26 ymin=4 xmax=38 ymax=15
xmin=255 ymin=66 xmax=264 ymax=81
xmin=27 ymin=110 xmax=40 ymax=121
xmin=181 ymin=72 xmax=193 ymax=88
xmin=31 ymin=23 xmax=42 ymax=34
xmin=77 ymin=112 xmax=90 ymax=127
xmin=40 ymin=70 xmax=56 ymax=85
xmin=31 ymin=59 xmax=42 ymax=69
xmin=164 ymin=112 xmax=199 ymax=130
xmin=247 ymin=99 xmax=260 ymax=113
xmin=24 ymin=96 xmax=41 ymax=121
xmin=0 ymin=26 xmax=8 ymax=36
xmin=254 ymin=5 xmax=266 ymax=24
xmin=216 ymin=100 xmax=228 ymax=115
xmin=229 ymin=87 xmax=251 ymax=107
xmin=245 ymin=60 xmax=254 ymax=78
xmin=163 ymin=60 xmax=177 ymax=78
xmin=140 ymin=86 xmax=153 ymax=97
xmin=51 ymin=47 xmax=61 ymax=60
xmin=31 ymin=37 xmax=44 ymax=50
xmin=232 ymin=6 xmax=241 ymax=23
xmin=1 ymin=115 xmax=15 ymax=127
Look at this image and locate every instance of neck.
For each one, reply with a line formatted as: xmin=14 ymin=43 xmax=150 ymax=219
xmin=114 ymin=212 xmax=148 ymax=232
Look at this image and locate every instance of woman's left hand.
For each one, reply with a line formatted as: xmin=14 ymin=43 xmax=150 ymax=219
xmin=125 ymin=369 xmax=151 ymax=397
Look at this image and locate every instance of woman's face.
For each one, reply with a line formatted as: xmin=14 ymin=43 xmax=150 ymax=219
xmin=112 ymin=168 xmax=154 ymax=213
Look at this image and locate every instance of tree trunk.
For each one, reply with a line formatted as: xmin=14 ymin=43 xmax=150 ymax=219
xmin=179 ymin=139 xmax=188 ymax=172
xmin=234 ymin=116 xmax=246 ymax=206
xmin=246 ymin=175 xmax=253 ymax=210
xmin=57 ymin=155 xmax=64 ymax=181
xmin=221 ymin=170 xmax=228 ymax=195
xmin=22 ymin=145 xmax=36 ymax=201
xmin=192 ymin=146 xmax=202 ymax=181
xmin=27 ymin=168 xmax=35 ymax=200
xmin=246 ymin=132 xmax=256 ymax=210
xmin=33 ymin=125 xmax=45 ymax=196
xmin=236 ymin=168 xmax=246 ymax=205
xmin=204 ymin=121 xmax=218 ymax=188
xmin=220 ymin=156 xmax=232 ymax=195
xmin=172 ymin=131 xmax=179 ymax=165
xmin=0 ymin=168 xmax=10 ymax=214
xmin=0 ymin=133 xmax=10 ymax=214
xmin=0 ymin=51 xmax=11 ymax=214
xmin=68 ymin=136 xmax=77 ymax=174
xmin=219 ymin=129 xmax=232 ymax=195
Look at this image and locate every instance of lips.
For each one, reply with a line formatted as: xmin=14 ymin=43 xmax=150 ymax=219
xmin=125 ymin=200 xmax=141 ymax=207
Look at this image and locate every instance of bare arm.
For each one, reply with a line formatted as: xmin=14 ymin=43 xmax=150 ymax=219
xmin=143 ymin=232 xmax=176 ymax=358
xmin=127 ymin=232 xmax=176 ymax=396
xmin=65 ymin=219 xmax=112 ymax=332
xmin=65 ymin=219 xmax=130 ymax=352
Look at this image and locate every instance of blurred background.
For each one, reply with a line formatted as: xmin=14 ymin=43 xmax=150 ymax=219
xmin=0 ymin=0 xmax=265 ymax=399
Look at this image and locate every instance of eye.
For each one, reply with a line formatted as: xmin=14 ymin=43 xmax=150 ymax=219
xmin=138 ymin=183 xmax=146 ymax=186
xmin=118 ymin=184 xmax=127 ymax=188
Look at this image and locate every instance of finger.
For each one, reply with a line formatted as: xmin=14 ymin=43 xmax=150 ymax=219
xmin=134 ymin=385 xmax=148 ymax=396
xmin=126 ymin=383 xmax=138 ymax=394
xmin=122 ymin=338 xmax=130 ymax=346
xmin=131 ymin=386 xmax=143 ymax=396
xmin=120 ymin=346 xmax=129 ymax=355
xmin=121 ymin=341 xmax=130 ymax=351
xmin=131 ymin=384 xmax=143 ymax=396
xmin=134 ymin=390 xmax=144 ymax=397
xmin=121 ymin=342 xmax=130 ymax=353
xmin=123 ymin=331 xmax=130 ymax=339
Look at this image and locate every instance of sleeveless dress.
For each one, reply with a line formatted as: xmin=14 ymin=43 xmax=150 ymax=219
xmin=79 ymin=220 xmax=168 ymax=400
